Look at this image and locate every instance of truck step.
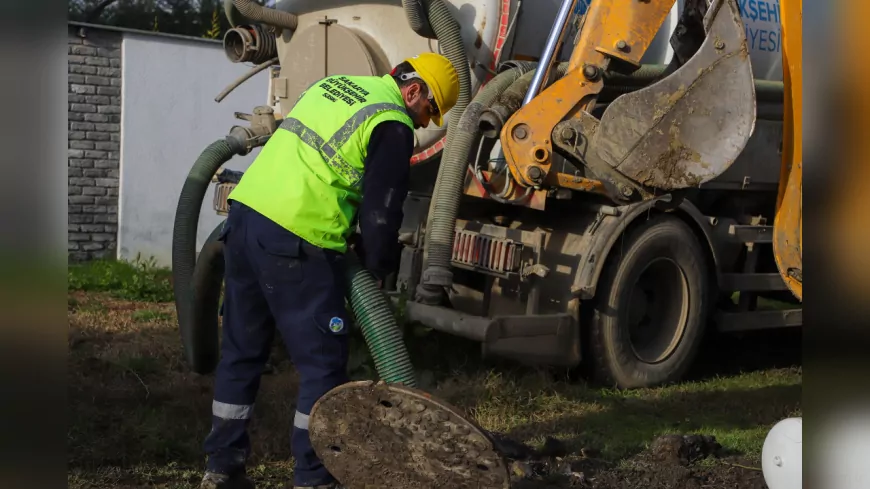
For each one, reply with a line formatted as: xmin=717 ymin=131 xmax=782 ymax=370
xmin=719 ymin=273 xmax=789 ymax=292
xmin=715 ymin=308 xmax=802 ymax=332
xmin=728 ymin=224 xmax=773 ymax=244
xmin=402 ymin=301 xmax=580 ymax=367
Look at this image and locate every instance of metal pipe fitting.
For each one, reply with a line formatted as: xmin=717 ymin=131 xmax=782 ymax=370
xmin=522 ymin=0 xmax=576 ymax=106
xmin=223 ymin=24 xmax=277 ymax=64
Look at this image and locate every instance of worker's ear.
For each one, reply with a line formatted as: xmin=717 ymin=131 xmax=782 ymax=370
xmin=406 ymin=82 xmax=425 ymax=105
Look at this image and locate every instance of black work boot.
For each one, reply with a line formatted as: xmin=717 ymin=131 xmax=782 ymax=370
xmin=292 ymin=483 xmax=344 ymax=489
xmin=199 ymin=471 xmax=255 ymax=489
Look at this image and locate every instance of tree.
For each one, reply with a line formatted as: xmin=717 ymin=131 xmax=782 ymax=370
xmin=68 ymin=0 xmax=272 ymax=38
xmin=203 ymin=6 xmax=222 ymax=39
xmin=85 ymin=0 xmax=120 ymax=23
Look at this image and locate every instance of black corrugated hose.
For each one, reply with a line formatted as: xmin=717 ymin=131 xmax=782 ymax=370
xmin=171 ymin=134 xmax=417 ymax=383
xmin=176 ymin=0 xmax=473 ymax=380
xmin=187 ymin=221 xmax=228 ymax=374
xmin=172 ymin=137 xmax=244 ymax=375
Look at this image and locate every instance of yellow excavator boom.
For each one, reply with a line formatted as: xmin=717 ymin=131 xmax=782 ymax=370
xmin=774 ymin=0 xmax=802 ymax=302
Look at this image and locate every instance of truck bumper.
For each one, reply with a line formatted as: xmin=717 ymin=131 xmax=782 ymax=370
xmin=401 ymin=300 xmax=581 ymax=368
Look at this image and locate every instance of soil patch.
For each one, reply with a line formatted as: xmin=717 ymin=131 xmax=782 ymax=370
xmin=502 ymin=433 xmax=767 ymax=489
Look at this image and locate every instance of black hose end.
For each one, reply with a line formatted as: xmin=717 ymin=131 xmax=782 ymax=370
xmin=224 ymin=133 xmax=247 ymax=155
xmin=414 ymin=283 xmax=444 ymax=305
xmin=415 ymin=266 xmax=453 ymax=304
xmin=478 ymin=110 xmax=505 ymax=139
xmin=223 ymin=27 xmax=249 ymax=63
xmin=497 ymin=60 xmax=539 ymax=74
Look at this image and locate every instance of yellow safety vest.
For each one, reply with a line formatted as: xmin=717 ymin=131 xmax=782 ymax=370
xmin=228 ymin=74 xmax=414 ymax=252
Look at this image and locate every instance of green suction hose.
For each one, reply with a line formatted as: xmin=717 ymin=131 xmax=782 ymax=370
xmin=192 ymin=0 xmax=476 ymax=382
xmin=174 ymin=137 xmax=415 ymax=384
xmin=346 ymin=252 xmax=417 ymax=387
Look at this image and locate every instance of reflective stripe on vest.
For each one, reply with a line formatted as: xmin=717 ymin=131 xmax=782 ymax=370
xmin=278 ymin=101 xmax=406 ymax=187
xmin=226 ymin=74 xmax=415 ymax=252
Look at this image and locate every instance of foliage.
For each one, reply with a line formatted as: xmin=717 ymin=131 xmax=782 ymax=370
xmin=67 ymin=0 xmax=275 ymax=39
xmin=203 ymin=7 xmax=222 ymax=39
xmin=68 ymin=254 xmax=174 ymax=302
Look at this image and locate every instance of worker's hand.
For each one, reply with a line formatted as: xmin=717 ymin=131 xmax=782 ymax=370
xmin=347 ymin=232 xmax=362 ymax=253
xmin=376 ymin=279 xmax=383 ymax=289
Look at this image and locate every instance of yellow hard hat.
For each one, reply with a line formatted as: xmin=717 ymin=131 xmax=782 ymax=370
xmin=404 ymin=53 xmax=459 ymax=127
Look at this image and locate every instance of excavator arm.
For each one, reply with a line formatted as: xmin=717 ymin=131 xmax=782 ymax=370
xmin=773 ymin=0 xmax=802 ymax=301
xmin=499 ymin=0 xmax=757 ymax=204
xmin=496 ymin=0 xmax=801 ymax=297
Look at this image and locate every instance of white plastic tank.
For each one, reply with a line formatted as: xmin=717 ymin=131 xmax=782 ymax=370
xmin=761 ymin=417 xmax=802 ymax=489
xmin=270 ymin=0 xmax=784 ymax=162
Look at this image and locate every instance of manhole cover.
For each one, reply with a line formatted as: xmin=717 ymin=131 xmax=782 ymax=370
xmin=308 ymin=380 xmax=510 ymax=489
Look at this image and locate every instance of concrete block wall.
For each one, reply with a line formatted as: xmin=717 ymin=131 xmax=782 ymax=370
xmin=68 ymin=25 xmax=123 ymax=261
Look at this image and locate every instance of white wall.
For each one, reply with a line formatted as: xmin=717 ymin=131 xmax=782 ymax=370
xmin=118 ymin=33 xmax=269 ymax=267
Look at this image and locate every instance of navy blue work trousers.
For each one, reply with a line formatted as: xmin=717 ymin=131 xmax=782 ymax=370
xmin=203 ymin=201 xmax=350 ymax=487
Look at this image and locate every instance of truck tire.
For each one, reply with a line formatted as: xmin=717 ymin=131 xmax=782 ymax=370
xmin=590 ymin=214 xmax=709 ymax=389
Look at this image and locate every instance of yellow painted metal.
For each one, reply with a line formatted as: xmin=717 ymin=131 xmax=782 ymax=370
xmin=773 ymin=0 xmax=802 ymax=301
xmin=553 ymin=172 xmax=607 ymax=195
xmin=499 ymin=0 xmax=675 ymax=190
xmin=567 ymin=0 xmax=674 ymax=71
xmin=462 ymin=170 xmax=548 ymax=210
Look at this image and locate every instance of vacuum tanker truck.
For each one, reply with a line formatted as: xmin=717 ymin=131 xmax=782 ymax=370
xmin=172 ymin=0 xmax=803 ymax=389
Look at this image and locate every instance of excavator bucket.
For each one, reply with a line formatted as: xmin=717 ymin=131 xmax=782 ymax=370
xmin=591 ymin=0 xmax=756 ymax=192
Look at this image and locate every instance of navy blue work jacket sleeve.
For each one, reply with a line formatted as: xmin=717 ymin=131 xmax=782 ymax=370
xmin=356 ymin=120 xmax=415 ymax=281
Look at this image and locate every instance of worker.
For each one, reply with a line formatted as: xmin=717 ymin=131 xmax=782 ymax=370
xmin=198 ymin=52 xmax=460 ymax=489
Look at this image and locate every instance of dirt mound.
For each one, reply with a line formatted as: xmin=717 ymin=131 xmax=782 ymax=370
xmin=647 ymin=434 xmax=722 ymax=465
xmin=587 ymin=456 xmax=767 ymax=489
xmin=494 ymin=433 xmax=768 ymax=489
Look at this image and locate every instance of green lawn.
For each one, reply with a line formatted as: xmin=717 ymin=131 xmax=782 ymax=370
xmin=67 ymin=260 xmax=801 ymax=488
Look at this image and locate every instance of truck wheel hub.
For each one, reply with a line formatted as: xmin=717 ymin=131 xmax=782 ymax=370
xmin=627 ymin=257 xmax=690 ymax=364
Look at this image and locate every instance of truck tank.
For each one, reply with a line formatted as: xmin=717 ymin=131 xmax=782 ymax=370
xmin=259 ymin=0 xmax=784 ymax=165
xmin=189 ymin=0 xmax=796 ymax=386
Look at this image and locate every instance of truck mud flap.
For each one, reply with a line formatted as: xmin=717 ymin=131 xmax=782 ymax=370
xmin=404 ymin=302 xmax=580 ymax=367
xmin=591 ymin=0 xmax=756 ymax=194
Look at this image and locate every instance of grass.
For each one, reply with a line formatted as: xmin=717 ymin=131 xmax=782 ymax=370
xmin=67 ymin=261 xmax=802 ymax=488
xmin=68 ymin=255 xmax=174 ymax=303
xmin=464 ymin=368 xmax=800 ymax=460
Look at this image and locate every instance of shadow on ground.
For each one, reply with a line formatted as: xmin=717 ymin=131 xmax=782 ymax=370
xmin=67 ymin=291 xmax=801 ymax=488
xmin=498 ymin=382 xmax=801 ymax=460
xmin=688 ymin=326 xmax=802 ymax=381
xmin=412 ymin=323 xmax=801 ymax=466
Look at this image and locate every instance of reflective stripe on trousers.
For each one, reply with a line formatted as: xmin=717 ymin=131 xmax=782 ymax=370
xmin=213 ymin=401 xmax=254 ymax=420
xmin=202 ymin=202 xmax=350 ymax=487
xmin=294 ymin=410 xmax=310 ymax=430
